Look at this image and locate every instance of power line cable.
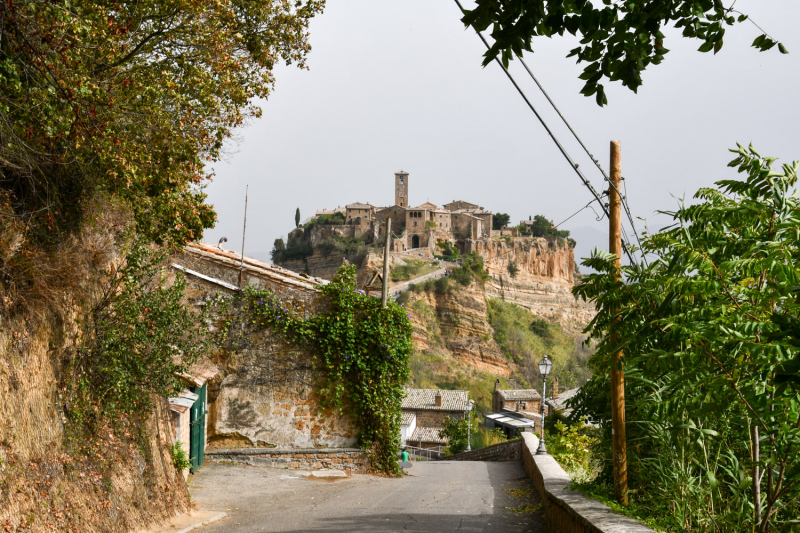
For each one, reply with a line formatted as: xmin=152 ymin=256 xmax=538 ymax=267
xmin=515 ymin=51 xmax=646 ymax=264
xmin=452 ymin=0 xmax=637 ymax=266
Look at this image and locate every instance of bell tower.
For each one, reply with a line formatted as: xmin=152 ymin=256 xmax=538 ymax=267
xmin=395 ymin=171 xmax=409 ymax=207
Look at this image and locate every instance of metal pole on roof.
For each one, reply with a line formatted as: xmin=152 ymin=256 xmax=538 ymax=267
xmin=238 ymin=185 xmax=248 ymax=290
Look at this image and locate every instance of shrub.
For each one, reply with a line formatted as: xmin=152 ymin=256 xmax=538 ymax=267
xmin=433 ymin=277 xmax=452 ymax=295
xmin=169 ymin=442 xmax=192 ymax=471
xmin=439 ymin=415 xmax=470 ymax=455
xmin=546 ymin=421 xmax=600 ymax=483
xmin=507 ymin=260 xmax=519 ymax=278
xmin=450 ymin=267 xmax=472 ymax=287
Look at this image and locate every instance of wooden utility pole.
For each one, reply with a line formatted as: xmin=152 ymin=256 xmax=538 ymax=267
xmin=609 ymin=140 xmax=628 ymax=505
xmin=381 ymin=218 xmax=392 ymax=308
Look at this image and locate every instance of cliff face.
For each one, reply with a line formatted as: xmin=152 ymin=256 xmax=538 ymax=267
xmin=408 ymin=289 xmax=510 ymax=377
xmin=477 ymin=237 xmax=594 ymax=327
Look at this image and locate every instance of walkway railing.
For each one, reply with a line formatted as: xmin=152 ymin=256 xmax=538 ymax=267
xmin=403 ymin=444 xmax=445 ymax=461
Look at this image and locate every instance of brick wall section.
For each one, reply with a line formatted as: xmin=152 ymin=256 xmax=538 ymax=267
xmin=519 ymin=433 xmax=655 ymax=533
xmin=205 ymin=448 xmax=371 ymax=474
xmin=445 ymin=439 xmax=522 ymax=462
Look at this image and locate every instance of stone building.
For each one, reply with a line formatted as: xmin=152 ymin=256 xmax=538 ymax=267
xmin=401 ymin=388 xmax=469 ymax=450
xmin=170 ymin=242 xmax=359 ymax=451
xmin=345 ymin=202 xmax=377 ymax=223
xmin=304 ymin=171 xmax=494 ymax=253
xmin=483 ymin=380 xmax=542 ymax=437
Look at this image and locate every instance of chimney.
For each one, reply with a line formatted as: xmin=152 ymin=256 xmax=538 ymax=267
xmin=494 ymin=379 xmax=500 ymax=391
xmin=434 ymin=391 xmax=442 ymax=407
xmin=552 ymin=376 xmax=559 ymax=399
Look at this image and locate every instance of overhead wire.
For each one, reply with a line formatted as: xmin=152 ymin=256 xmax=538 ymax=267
xmin=453 ymin=0 xmax=644 ymax=267
xmin=517 ymin=49 xmax=646 ymax=265
xmin=451 ymin=0 xmax=636 ymax=268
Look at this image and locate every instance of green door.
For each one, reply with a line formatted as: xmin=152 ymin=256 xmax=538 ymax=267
xmin=189 ymin=384 xmax=207 ymax=473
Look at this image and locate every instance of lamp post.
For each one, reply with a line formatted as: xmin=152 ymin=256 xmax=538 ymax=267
xmin=536 ymin=355 xmax=552 ymax=455
xmin=465 ymin=400 xmax=474 ymax=452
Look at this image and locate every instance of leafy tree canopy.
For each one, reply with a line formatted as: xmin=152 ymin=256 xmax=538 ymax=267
xmin=1 ymin=0 xmax=324 ymax=246
xmin=493 ymin=212 xmax=511 ymax=230
xmin=572 ymin=145 xmax=800 ymax=530
xmin=461 ymin=1 xmax=787 ymax=105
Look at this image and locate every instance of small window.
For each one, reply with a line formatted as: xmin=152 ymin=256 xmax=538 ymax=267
xmin=414 ymin=221 xmax=417 ymax=227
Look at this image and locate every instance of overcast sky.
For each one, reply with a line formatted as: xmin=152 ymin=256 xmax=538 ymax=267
xmin=201 ymin=0 xmax=800 ymax=266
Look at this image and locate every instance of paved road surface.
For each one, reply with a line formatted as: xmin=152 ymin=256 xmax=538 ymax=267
xmin=189 ymin=461 xmax=543 ymax=532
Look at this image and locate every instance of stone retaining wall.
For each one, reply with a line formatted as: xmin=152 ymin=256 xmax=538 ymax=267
xmin=206 ymin=448 xmax=371 ymax=474
xmin=520 ymin=434 xmax=655 ymax=532
xmin=445 ymin=439 xmax=522 ymax=462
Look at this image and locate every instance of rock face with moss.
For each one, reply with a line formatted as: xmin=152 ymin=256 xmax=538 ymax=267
xmin=477 ymin=236 xmax=594 ymax=327
xmin=408 ymin=290 xmax=510 ymax=376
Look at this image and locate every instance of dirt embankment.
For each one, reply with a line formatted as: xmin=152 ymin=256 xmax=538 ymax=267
xmin=0 ymin=208 xmax=190 ymax=533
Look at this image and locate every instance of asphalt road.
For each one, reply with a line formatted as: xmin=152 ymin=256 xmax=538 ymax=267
xmin=188 ymin=460 xmax=543 ymax=532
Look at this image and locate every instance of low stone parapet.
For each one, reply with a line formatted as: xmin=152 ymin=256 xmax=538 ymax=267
xmin=445 ymin=439 xmax=522 ymax=462
xmin=205 ymin=448 xmax=371 ymax=474
xmin=520 ymin=433 xmax=655 ymax=532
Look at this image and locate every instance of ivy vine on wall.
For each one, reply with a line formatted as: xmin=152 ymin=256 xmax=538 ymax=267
xmin=237 ymin=260 xmax=413 ymax=475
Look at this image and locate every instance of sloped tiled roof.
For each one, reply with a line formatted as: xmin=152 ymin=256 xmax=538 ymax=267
xmin=497 ymin=389 xmax=541 ymax=401
xmin=401 ymin=412 xmax=416 ymax=426
xmin=409 ymin=426 xmax=448 ymax=445
xmin=401 ymin=388 xmax=469 ymax=412
xmin=546 ymin=387 xmax=580 ymax=413
xmin=415 ymin=202 xmax=439 ymax=210
xmin=346 ymin=202 xmax=375 ymax=209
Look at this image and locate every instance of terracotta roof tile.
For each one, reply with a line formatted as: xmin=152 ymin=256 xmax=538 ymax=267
xmin=409 ymin=427 xmax=448 ymax=445
xmin=401 ymin=388 xmax=469 ymax=412
xmin=497 ymin=389 xmax=542 ymax=401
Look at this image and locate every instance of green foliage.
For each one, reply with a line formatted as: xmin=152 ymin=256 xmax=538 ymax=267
xmin=529 ymin=317 xmax=552 ymax=340
xmin=308 ymin=212 xmax=346 ymax=226
xmin=271 ymin=236 xmax=313 ymax=262
xmin=240 ymin=261 xmax=413 ymax=475
xmin=391 ymin=259 xmax=436 ymax=282
xmin=493 ymin=213 xmax=511 ymax=230
xmin=546 ymin=421 xmax=599 ymax=483
xmin=1 ymin=0 xmax=323 ymax=246
xmin=487 ymin=299 xmax=589 ymax=390
xmin=461 ymin=1 xmax=787 ymax=106
xmin=451 ymin=253 xmax=489 ymax=287
xmin=470 ymin=426 xmax=508 ymax=451
xmin=67 ymin=241 xmax=205 ymax=430
xmin=507 ymin=260 xmax=519 ymax=278
xmin=436 ymin=241 xmax=458 ymax=257
xmin=295 ymin=208 xmax=301 ymax=228
xmin=169 ymin=442 xmax=192 ymax=471
xmin=425 ymin=220 xmax=437 ymax=228
xmin=520 ymin=215 xmax=571 ymax=239
xmin=572 ymin=145 xmax=800 ymax=531
xmin=439 ymin=414 xmax=472 ymax=455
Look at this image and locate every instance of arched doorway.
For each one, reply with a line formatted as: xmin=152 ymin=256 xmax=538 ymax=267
xmin=411 ymin=235 xmax=420 ymax=249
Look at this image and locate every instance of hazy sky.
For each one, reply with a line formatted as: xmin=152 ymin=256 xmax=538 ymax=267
xmin=202 ymin=0 xmax=800 ymax=265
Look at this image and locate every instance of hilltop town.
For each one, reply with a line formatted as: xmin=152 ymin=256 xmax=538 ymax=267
xmin=278 ymin=171 xmax=499 ymax=261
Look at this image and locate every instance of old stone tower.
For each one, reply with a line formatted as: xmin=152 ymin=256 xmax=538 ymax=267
xmin=395 ymin=171 xmax=409 ymax=207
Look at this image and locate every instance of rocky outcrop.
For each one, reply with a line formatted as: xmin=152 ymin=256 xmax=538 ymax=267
xmin=478 ymin=237 xmax=594 ymax=327
xmin=407 ymin=288 xmax=511 ymax=377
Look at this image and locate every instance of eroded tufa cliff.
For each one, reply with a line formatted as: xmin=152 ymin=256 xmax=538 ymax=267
xmin=408 ymin=289 xmax=510 ymax=377
xmin=477 ymin=237 xmax=594 ymax=327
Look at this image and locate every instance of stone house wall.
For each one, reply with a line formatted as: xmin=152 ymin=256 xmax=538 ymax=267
xmin=408 ymin=409 xmax=464 ymax=428
xmin=172 ymin=244 xmax=359 ymax=450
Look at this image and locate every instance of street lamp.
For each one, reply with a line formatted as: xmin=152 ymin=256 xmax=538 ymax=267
xmin=536 ymin=355 xmax=552 ymax=455
xmin=466 ymin=399 xmax=474 ymax=452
